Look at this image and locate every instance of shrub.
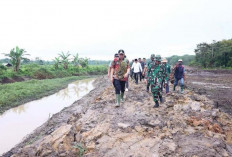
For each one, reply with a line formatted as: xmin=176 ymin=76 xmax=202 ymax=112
xmin=33 ymin=68 xmax=54 ymax=79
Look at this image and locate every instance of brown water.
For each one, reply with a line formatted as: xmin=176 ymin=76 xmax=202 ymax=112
xmin=0 ymin=78 xmax=95 ymax=155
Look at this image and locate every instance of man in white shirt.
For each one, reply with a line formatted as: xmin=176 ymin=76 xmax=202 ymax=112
xmin=131 ymin=59 xmax=143 ymax=84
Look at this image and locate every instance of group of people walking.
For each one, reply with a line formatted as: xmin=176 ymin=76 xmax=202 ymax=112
xmin=108 ymin=50 xmax=185 ymax=108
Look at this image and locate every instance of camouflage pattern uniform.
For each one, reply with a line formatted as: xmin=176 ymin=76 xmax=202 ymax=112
xmin=150 ymin=55 xmax=167 ymax=107
xmin=160 ymin=62 xmax=168 ymax=92
xmin=146 ymin=54 xmax=155 ymax=91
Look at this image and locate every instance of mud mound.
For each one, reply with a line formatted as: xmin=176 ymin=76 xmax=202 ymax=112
xmin=3 ymin=76 xmax=232 ymax=157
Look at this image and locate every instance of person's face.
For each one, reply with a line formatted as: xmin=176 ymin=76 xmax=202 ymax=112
xmin=163 ymin=62 xmax=166 ymax=65
xmin=143 ymin=59 xmax=146 ymax=62
xmin=139 ymin=59 xmax=141 ymax=62
xmin=179 ymin=61 xmax=182 ymax=64
xmin=155 ymin=60 xmax=159 ymax=64
xmin=119 ymin=53 xmax=124 ymax=59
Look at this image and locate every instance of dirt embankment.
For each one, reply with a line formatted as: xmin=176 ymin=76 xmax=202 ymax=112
xmin=3 ymin=76 xmax=232 ymax=157
xmin=185 ymin=67 xmax=232 ymax=115
xmin=0 ymin=76 xmax=32 ymax=84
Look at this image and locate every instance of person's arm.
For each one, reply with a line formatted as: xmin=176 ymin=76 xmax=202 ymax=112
xmin=110 ymin=61 xmax=115 ymax=83
xmin=183 ymin=67 xmax=185 ymax=79
xmin=131 ymin=63 xmax=134 ymax=70
xmin=124 ymin=60 xmax=130 ymax=78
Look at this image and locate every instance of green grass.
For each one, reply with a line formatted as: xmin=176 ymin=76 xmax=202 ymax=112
xmin=0 ymin=64 xmax=108 ymax=81
xmin=0 ymin=76 xmax=91 ymax=114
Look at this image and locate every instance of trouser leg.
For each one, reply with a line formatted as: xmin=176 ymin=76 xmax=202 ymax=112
xmin=147 ymin=82 xmax=150 ymax=91
xmin=134 ymin=73 xmax=138 ymax=84
xmin=180 ymin=78 xmax=184 ymax=92
xmin=139 ymin=72 xmax=142 ymax=81
xmin=126 ymin=81 xmax=129 ymax=89
xmin=161 ymin=80 xmax=164 ymax=92
xmin=166 ymin=80 xmax=169 ymax=93
xmin=114 ymin=79 xmax=121 ymax=94
xmin=173 ymin=78 xmax=179 ymax=91
xmin=120 ymin=81 xmax=126 ymax=93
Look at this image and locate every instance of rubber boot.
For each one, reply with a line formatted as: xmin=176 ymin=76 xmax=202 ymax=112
xmin=159 ymin=96 xmax=163 ymax=104
xmin=146 ymin=86 xmax=149 ymax=92
xmin=120 ymin=92 xmax=124 ymax=103
xmin=116 ymin=94 xmax=120 ymax=107
xmin=181 ymin=86 xmax=184 ymax=94
xmin=153 ymin=101 xmax=159 ymax=108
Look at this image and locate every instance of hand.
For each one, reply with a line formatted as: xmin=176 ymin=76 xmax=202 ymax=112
xmin=124 ymin=73 xmax=128 ymax=78
xmin=164 ymin=83 xmax=167 ymax=88
xmin=111 ymin=77 xmax=114 ymax=83
xmin=145 ymin=79 xmax=147 ymax=84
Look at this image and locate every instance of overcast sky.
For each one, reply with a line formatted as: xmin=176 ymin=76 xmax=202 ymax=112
xmin=0 ymin=0 xmax=231 ymax=61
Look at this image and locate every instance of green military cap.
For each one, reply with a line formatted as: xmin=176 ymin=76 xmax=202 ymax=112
xmin=150 ymin=54 xmax=155 ymax=59
xmin=155 ymin=55 xmax=161 ymax=61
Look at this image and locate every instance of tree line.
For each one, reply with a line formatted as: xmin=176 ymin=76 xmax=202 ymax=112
xmin=0 ymin=46 xmax=109 ymax=72
xmin=192 ymin=39 xmax=232 ymax=68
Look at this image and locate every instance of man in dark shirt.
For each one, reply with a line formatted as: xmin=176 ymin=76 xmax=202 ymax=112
xmin=139 ymin=58 xmax=145 ymax=81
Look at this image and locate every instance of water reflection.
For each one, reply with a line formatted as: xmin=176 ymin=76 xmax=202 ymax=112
xmin=0 ymin=78 xmax=95 ymax=155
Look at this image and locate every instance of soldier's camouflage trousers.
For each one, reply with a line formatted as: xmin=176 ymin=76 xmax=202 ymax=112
xmin=151 ymin=84 xmax=161 ymax=102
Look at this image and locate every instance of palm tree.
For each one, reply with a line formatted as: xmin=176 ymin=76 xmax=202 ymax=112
xmin=59 ymin=52 xmax=71 ymax=69
xmin=3 ymin=46 xmax=29 ymax=72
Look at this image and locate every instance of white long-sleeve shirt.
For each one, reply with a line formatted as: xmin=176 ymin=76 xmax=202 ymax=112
xmin=131 ymin=62 xmax=142 ymax=73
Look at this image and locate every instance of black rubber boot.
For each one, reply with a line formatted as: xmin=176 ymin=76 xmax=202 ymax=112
xmin=146 ymin=86 xmax=149 ymax=92
xmin=153 ymin=101 xmax=159 ymax=108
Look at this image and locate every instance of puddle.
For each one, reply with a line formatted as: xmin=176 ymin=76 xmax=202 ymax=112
xmin=0 ymin=78 xmax=95 ymax=155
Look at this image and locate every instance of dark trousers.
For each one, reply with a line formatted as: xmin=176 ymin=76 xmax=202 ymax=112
xmin=134 ymin=72 xmax=139 ymax=84
xmin=114 ymin=79 xmax=126 ymax=94
xmin=139 ymin=72 xmax=142 ymax=81
xmin=126 ymin=81 xmax=129 ymax=89
xmin=130 ymin=69 xmax=134 ymax=80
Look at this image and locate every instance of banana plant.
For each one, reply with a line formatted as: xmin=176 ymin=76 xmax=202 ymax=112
xmin=53 ymin=57 xmax=61 ymax=70
xmin=59 ymin=52 xmax=71 ymax=69
xmin=3 ymin=46 xmax=29 ymax=72
xmin=72 ymin=53 xmax=79 ymax=66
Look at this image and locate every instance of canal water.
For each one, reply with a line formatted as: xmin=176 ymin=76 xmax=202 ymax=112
xmin=0 ymin=78 xmax=95 ymax=155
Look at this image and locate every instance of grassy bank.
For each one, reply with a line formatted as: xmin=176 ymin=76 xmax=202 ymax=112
xmin=0 ymin=76 xmax=92 ymax=114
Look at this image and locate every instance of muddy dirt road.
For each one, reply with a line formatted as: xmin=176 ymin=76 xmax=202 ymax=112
xmin=3 ymin=76 xmax=232 ymax=157
xmin=185 ymin=67 xmax=232 ymax=115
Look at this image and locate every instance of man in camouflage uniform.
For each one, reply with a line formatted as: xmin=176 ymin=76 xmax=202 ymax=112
xmin=144 ymin=54 xmax=155 ymax=92
xmin=146 ymin=55 xmax=167 ymax=108
xmin=161 ymin=58 xmax=171 ymax=94
xmin=160 ymin=58 xmax=168 ymax=93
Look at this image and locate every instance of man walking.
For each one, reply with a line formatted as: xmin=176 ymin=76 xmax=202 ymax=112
xmin=173 ymin=59 xmax=185 ymax=94
xmin=131 ymin=59 xmax=142 ymax=84
xmin=144 ymin=54 xmax=155 ymax=92
xmin=161 ymin=58 xmax=171 ymax=94
xmin=145 ymin=55 xmax=166 ymax=108
xmin=139 ymin=58 xmax=145 ymax=81
xmin=130 ymin=60 xmax=134 ymax=80
xmin=111 ymin=50 xmax=130 ymax=107
xmin=124 ymin=55 xmax=129 ymax=92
